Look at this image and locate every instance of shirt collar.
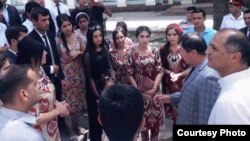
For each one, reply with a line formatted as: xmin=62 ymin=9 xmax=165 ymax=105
xmin=0 ymin=107 xmax=37 ymax=125
xmin=35 ymin=29 xmax=47 ymax=37
xmin=219 ymin=68 xmax=250 ymax=89
xmin=52 ymin=2 xmax=60 ymax=6
xmin=8 ymin=48 xmax=17 ymax=55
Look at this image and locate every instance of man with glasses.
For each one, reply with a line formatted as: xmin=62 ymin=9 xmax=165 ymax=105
xmin=220 ymin=0 xmax=245 ymax=29
xmin=207 ymin=29 xmax=250 ymax=124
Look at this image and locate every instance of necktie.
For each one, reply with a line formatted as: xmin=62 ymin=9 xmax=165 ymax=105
xmin=186 ymin=67 xmax=195 ymax=80
xmin=247 ymin=28 xmax=250 ymax=38
xmin=42 ymin=35 xmax=55 ymax=64
xmin=56 ymin=4 xmax=61 ymax=15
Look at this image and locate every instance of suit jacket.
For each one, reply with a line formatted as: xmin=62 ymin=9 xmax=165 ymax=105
xmin=240 ymin=27 xmax=250 ymax=38
xmin=170 ymin=59 xmax=221 ymax=124
xmin=1 ymin=4 xmax=22 ymax=27
xmin=29 ymin=29 xmax=64 ymax=81
xmin=6 ymin=49 xmax=17 ymax=64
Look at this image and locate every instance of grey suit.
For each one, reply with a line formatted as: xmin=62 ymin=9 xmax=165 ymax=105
xmin=170 ymin=59 xmax=221 ymax=124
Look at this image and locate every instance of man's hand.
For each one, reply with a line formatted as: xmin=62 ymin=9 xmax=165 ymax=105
xmin=154 ymin=94 xmax=171 ymax=104
xmin=53 ymin=64 xmax=59 ymax=74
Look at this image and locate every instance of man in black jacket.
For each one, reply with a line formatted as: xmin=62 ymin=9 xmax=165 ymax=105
xmin=0 ymin=0 xmax=22 ymax=27
xmin=29 ymin=7 xmax=64 ymax=101
xmin=240 ymin=9 xmax=250 ymax=39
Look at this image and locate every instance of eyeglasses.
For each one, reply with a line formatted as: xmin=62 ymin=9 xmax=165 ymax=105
xmin=89 ymin=25 xmax=102 ymax=31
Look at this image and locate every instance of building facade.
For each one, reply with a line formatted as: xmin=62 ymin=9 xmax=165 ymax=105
xmin=8 ymin=0 xmax=198 ymax=9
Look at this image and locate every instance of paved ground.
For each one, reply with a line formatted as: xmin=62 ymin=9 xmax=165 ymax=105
xmin=105 ymin=11 xmax=213 ymax=32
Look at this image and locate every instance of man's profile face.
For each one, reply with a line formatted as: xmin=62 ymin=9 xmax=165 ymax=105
xmin=206 ymin=32 xmax=232 ymax=76
xmin=179 ymin=45 xmax=193 ymax=66
xmin=33 ymin=14 xmax=50 ymax=31
xmin=25 ymin=69 xmax=40 ymax=106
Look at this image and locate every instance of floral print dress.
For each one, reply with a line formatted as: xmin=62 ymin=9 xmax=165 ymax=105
xmin=128 ymin=47 xmax=164 ymax=140
xmin=109 ymin=45 xmax=132 ymax=84
xmin=29 ymin=67 xmax=61 ymax=141
xmin=59 ymin=33 xmax=86 ymax=114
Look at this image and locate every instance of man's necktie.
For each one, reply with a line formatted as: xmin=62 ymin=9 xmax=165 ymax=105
xmin=186 ymin=67 xmax=195 ymax=80
xmin=56 ymin=4 xmax=61 ymax=15
xmin=247 ymin=28 xmax=250 ymax=38
xmin=42 ymin=35 xmax=55 ymax=64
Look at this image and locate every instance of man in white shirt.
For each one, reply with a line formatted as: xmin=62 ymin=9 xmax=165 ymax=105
xmin=206 ymin=29 xmax=250 ymax=124
xmin=220 ymin=0 xmax=245 ymax=29
xmin=0 ymin=65 xmax=45 ymax=141
xmin=0 ymin=1 xmax=8 ymax=53
xmin=47 ymin=0 xmax=70 ymax=33
xmin=22 ymin=1 xmax=40 ymax=33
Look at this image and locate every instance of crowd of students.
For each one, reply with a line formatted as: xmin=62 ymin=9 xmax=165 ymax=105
xmin=0 ymin=0 xmax=250 ymax=141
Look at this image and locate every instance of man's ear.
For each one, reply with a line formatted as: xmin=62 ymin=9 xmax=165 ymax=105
xmin=19 ymin=89 xmax=29 ymax=101
xmin=98 ymin=114 xmax=103 ymax=126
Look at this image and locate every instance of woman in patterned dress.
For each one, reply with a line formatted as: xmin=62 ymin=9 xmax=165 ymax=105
xmin=109 ymin=28 xmax=133 ymax=84
xmin=15 ymin=37 xmax=69 ymax=141
xmin=159 ymin=24 xmax=190 ymax=123
xmin=128 ymin=26 xmax=164 ymax=141
xmin=56 ymin=14 xmax=86 ymax=141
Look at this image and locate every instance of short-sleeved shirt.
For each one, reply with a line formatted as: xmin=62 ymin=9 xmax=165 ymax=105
xmin=0 ymin=108 xmax=45 ymax=141
xmin=220 ymin=13 xmax=245 ymax=30
xmin=184 ymin=27 xmax=217 ymax=46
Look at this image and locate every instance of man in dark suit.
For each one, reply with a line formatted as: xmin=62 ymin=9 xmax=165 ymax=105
xmin=0 ymin=0 xmax=22 ymax=27
xmin=5 ymin=26 xmax=28 ymax=64
xmin=240 ymin=9 xmax=250 ymax=39
xmin=29 ymin=7 xmax=64 ymax=101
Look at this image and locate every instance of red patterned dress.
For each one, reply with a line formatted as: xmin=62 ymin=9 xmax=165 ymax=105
xmin=109 ymin=45 xmax=132 ymax=84
xmin=160 ymin=46 xmax=189 ymax=122
xmin=29 ymin=67 xmax=61 ymax=141
xmin=128 ymin=47 xmax=163 ymax=140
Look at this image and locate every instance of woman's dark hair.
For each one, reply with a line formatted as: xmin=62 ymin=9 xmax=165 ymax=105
xmin=15 ymin=36 xmax=44 ymax=67
xmin=112 ymin=28 xmax=126 ymax=48
xmin=56 ymin=13 xmax=73 ymax=53
xmin=116 ymin=21 xmax=128 ymax=37
xmin=86 ymin=23 xmax=105 ymax=52
xmin=135 ymin=25 xmax=151 ymax=38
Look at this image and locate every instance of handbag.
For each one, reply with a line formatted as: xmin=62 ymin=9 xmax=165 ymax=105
xmin=138 ymin=77 xmax=154 ymax=93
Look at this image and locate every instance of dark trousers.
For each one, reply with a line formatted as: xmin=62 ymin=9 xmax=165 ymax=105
xmin=86 ymin=89 xmax=102 ymax=141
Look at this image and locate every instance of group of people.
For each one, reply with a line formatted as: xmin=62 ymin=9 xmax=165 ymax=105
xmin=0 ymin=0 xmax=250 ymax=141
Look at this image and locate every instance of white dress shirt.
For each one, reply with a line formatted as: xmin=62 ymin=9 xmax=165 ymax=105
xmin=0 ymin=23 xmax=8 ymax=47
xmin=220 ymin=12 xmax=246 ymax=29
xmin=22 ymin=19 xmax=34 ymax=34
xmin=47 ymin=2 xmax=70 ymax=33
xmin=208 ymin=68 xmax=250 ymax=124
xmin=3 ymin=4 xmax=9 ymax=26
xmin=0 ymin=107 xmax=45 ymax=141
